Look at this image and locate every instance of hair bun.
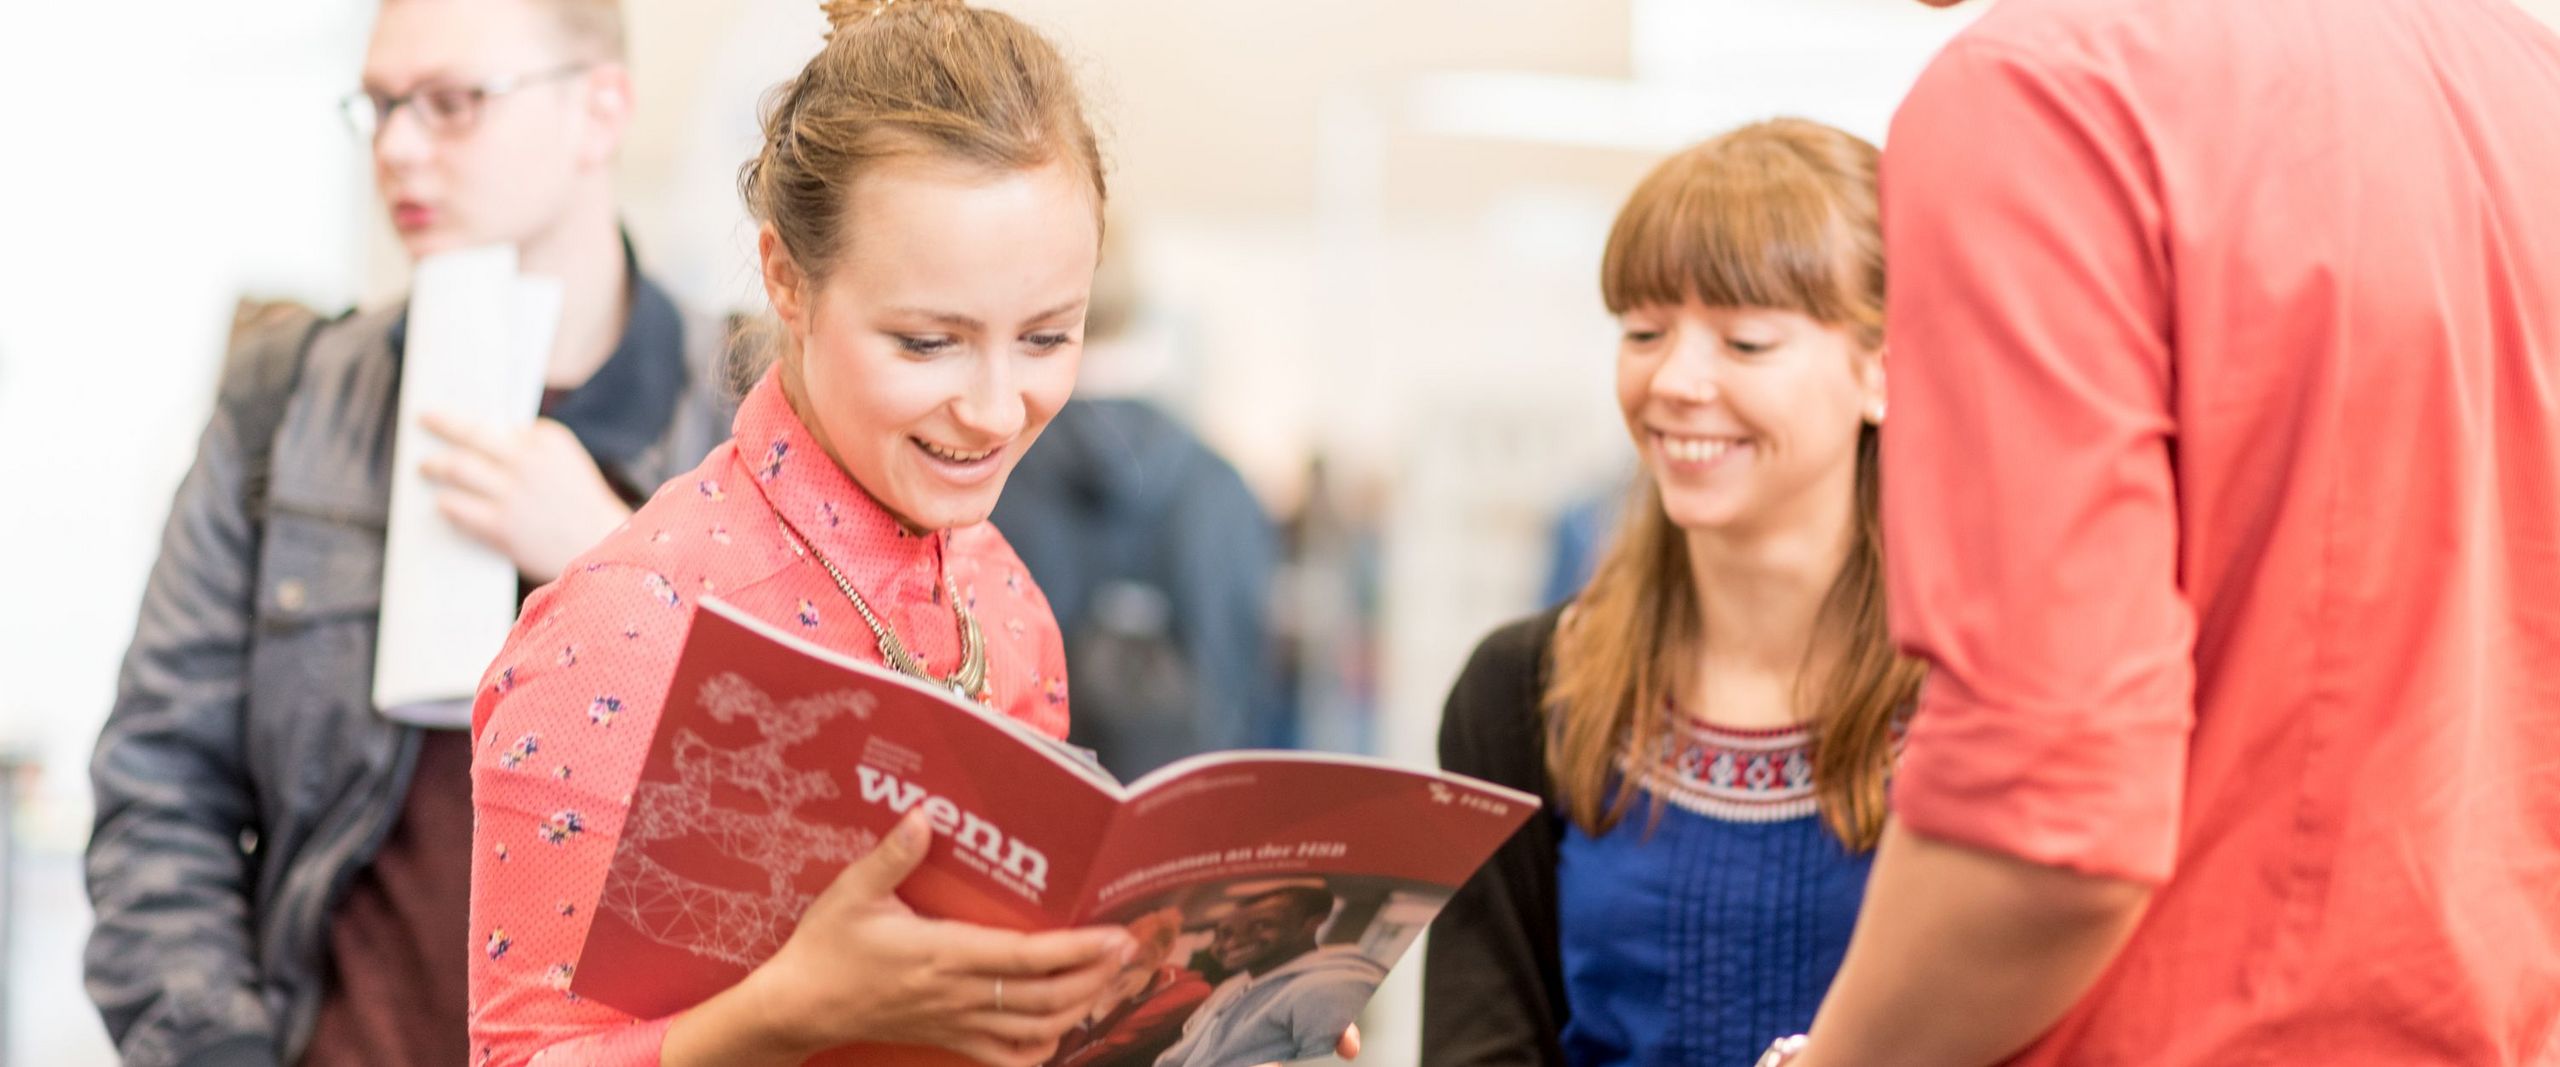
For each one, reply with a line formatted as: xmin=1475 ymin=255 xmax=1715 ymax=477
xmin=820 ymin=0 xmax=889 ymax=40
xmin=822 ymin=0 xmax=956 ymax=41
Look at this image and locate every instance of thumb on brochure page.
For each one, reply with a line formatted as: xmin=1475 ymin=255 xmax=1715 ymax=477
xmin=830 ymin=810 xmax=934 ymax=906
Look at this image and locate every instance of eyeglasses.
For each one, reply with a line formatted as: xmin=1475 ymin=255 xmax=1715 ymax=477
xmin=340 ymin=64 xmax=590 ymax=141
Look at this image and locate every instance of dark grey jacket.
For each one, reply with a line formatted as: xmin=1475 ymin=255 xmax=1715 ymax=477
xmin=84 ymin=298 xmax=734 ymax=1067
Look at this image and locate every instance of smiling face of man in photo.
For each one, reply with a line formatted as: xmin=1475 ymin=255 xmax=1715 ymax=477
xmin=1212 ymin=890 xmax=1330 ymax=978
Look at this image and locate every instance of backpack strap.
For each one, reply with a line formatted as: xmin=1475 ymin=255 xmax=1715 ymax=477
xmin=216 ymin=300 xmax=327 ymax=528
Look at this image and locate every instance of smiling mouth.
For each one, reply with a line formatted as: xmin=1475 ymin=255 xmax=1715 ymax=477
xmin=1655 ymin=432 xmax=1750 ymax=464
xmin=914 ymin=437 xmax=1000 ymax=465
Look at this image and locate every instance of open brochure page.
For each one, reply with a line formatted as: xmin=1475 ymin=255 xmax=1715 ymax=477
xmin=573 ymin=597 xmax=1536 ymax=1067
xmin=1064 ymin=754 xmax=1534 ymax=1067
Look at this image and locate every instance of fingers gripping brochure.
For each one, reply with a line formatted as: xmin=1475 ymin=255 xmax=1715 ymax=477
xmin=572 ymin=597 xmax=1536 ymax=1067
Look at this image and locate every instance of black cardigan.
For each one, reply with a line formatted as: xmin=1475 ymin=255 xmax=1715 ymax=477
xmin=1422 ymin=608 xmax=1569 ymax=1067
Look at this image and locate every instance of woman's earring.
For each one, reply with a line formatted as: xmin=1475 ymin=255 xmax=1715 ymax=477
xmin=1866 ymin=400 xmax=1887 ymax=425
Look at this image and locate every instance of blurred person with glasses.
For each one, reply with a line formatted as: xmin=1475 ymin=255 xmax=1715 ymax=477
xmin=83 ymin=2 xmax=738 ymax=1066
xmin=338 ymin=63 xmax=594 ymax=143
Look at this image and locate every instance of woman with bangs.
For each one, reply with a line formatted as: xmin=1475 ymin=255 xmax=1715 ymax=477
xmin=1420 ymin=118 xmax=1921 ymax=1067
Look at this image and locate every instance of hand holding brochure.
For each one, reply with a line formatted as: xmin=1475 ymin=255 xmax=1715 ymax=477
xmin=574 ymin=597 xmax=1535 ymax=1067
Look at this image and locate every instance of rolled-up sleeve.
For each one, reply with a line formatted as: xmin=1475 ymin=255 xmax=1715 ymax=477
xmin=1879 ymin=39 xmax=2196 ymax=884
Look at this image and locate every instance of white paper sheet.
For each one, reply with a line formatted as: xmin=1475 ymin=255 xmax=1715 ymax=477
xmin=373 ymin=246 xmax=560 ymax=727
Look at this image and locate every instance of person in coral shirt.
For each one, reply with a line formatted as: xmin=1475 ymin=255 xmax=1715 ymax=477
xmin=1776 ymin=0 xmax=2560 ymax=1065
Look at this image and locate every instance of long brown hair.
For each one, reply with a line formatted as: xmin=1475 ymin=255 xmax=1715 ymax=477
xmin=1546 ymin=118 xmax=1923 ymax=852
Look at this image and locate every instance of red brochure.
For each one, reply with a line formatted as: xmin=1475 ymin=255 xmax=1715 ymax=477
xmin=574 ymin=596 xmax=1536 ymax=1067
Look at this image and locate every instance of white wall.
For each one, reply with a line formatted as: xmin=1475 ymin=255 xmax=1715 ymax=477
xmin=0 ymin=3 xmax=376 ymax=838
xmin=0 ymin=8 xmax=377 ymax=1062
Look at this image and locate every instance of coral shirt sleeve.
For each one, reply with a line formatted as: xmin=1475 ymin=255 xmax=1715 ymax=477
xmin=466 ymin=566 xmax=698 ymax=1067
xmin=1878 ymin=40 xmax=2198 ymax=884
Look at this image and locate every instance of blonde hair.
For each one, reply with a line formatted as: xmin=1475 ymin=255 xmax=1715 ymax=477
xmin=385 ymin=0 xmax=628 ymax=61
xmin=538 ymin=0 xmax=625 ymax=61
xmin=1548 ymin=118 xmax=1923 ymax=852
xmin=741 ymin=0 xmax=1105 ymax=288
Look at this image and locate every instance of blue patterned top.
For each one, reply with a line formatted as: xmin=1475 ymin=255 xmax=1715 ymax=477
xmin=1555 ymin=718 xmax=1872 ymax=1067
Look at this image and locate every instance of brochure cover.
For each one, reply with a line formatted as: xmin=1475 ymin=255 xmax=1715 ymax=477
xmin=573 ymin=597 xmax=1536 ymax=1067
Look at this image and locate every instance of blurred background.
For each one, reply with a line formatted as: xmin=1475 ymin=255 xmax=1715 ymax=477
xmin=5 ymin=1 xmax=2556 ymax=1063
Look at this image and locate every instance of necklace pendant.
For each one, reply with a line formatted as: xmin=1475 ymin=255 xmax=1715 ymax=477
xmin=781 ymin=520 xmax=989 ymax=707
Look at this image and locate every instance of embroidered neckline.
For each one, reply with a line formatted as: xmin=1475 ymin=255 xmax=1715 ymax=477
xmin=1621 ymin=715 xmax=1820 ymax=824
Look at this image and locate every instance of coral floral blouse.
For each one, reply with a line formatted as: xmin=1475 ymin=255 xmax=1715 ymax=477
xmin=466 ymin=371 xmax=1070 ymax=1066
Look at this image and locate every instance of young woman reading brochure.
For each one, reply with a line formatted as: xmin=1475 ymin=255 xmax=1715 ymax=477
xmin=464 ymin=5 xmax=1359 ymax=1065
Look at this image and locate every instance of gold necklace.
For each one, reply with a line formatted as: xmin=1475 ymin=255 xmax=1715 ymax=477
xmin=780 ymin=520 xmax=988 ymax=702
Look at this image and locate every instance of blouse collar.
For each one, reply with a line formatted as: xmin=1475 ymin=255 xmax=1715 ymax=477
xmin=730 ymin=368 xmax=948 ymax=595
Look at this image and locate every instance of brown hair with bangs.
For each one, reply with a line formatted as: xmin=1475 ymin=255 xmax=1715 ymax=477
xmin=1548 ymin=117 xmax=1922 ymax=852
